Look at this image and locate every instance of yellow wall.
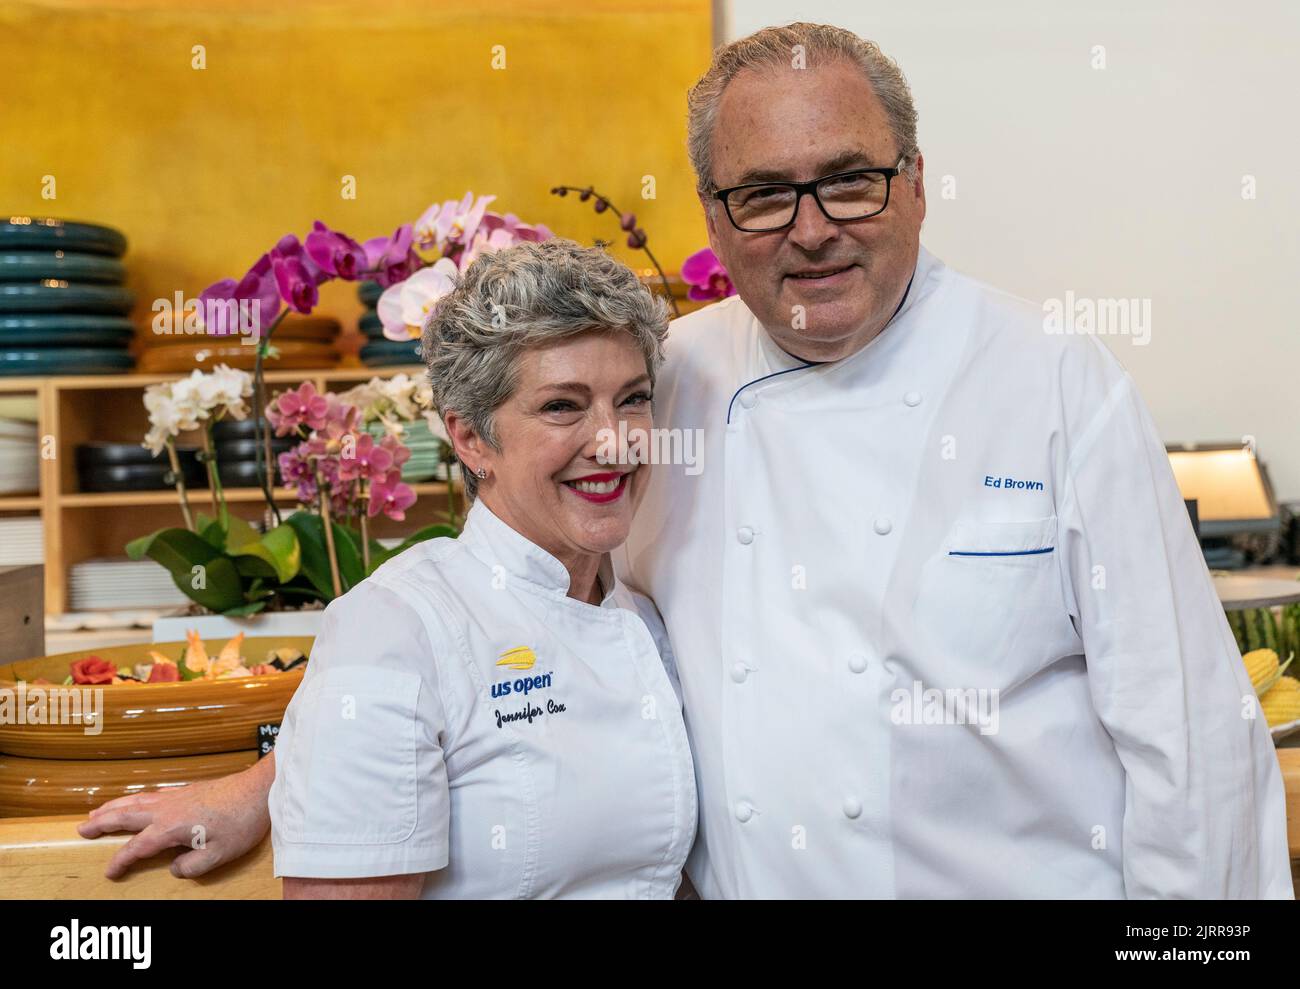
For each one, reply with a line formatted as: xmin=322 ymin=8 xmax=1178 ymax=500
xmin=0 ymin=0 xmax=713 ymax=333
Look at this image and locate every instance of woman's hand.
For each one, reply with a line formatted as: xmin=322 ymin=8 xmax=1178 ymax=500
xmin=76 ymin=753 xmax=276 ymax=880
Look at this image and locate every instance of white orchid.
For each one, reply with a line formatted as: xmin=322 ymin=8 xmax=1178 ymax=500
xmin=378 ymin=258 xmax=459 ymax=341
xmin=141 ymin=366 xmax=255 ymax=454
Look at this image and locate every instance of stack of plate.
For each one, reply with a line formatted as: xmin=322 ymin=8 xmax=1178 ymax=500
xmin=357 ymin=280 xmax=421 ymax=368
xmin=0 ymin=417 xmax=39 ymax=494
xmin=212 ymin=417 xmax=295 ymax=487
xmin=75 ymin=442 xmax=203 ymax=492
xmin=0 ymin=218 xmax=136 ymax=376
xmin=69 ymin=558 xmax=190 ymax=610
xmin=366 ymin=418 xmax=444 ymax=483
xmin=0 ymin=516 xmax=42 ymax=565
xmin=136 ymin=311 xmax=342 ymax=373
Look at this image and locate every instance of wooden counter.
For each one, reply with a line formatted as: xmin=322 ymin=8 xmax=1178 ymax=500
xmin=0 ymin=753 xmax=1296 ymax=899
xmin=0 ymin=813 xmax=278 ymax=899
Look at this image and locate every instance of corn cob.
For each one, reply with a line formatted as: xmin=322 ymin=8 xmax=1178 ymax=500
xmin=1260 ymin=676 xmax=1300 ymax=728
xmin=1242 ymin=648 xmax=1280 ymax=692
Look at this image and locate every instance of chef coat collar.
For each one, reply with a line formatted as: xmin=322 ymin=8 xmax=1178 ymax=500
xmin=459 ymin=497 xmax=620 ymax=608
xmin=755 ymin=243 xmax=939 ymax=373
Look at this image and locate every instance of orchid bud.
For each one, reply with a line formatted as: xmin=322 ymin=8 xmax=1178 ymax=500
xmin=620 ymin=212 xmax=637 ymax=231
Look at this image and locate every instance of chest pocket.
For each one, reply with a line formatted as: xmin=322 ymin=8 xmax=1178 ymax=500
xmin=912 ymin=516 xmax=1074 ymax=688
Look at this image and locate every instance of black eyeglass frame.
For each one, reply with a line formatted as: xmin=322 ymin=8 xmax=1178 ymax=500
xmin=712 ymin=156 xmax=908 ymax=232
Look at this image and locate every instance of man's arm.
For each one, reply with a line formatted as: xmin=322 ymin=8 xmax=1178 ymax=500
xmin=78 ymin=751 xmax=276 ymax=879
xmin=1059 ymin=370 xmax=1292 ymax=898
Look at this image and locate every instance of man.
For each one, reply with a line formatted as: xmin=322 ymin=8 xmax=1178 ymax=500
xmin=82 ymin=22 xmax=1291 ymax=899
xmin=611 ymin=21 xmax=1291 ymax=898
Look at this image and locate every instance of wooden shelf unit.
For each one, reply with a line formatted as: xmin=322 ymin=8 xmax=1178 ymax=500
xmin=0 ymin=366 xmax=462 ymax=615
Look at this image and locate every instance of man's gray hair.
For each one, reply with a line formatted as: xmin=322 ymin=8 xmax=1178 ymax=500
xmin=686 ymin=22 xmax=920 ymax=196
xmin=421 ymin=238 xmax=670 ymax=500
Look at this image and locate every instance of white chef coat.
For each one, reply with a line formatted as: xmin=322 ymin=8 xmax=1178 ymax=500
xmin=616 ymin=244 xmax=1293 ymax=899
xmin=270 ymin=498 xmax=697 ymax=898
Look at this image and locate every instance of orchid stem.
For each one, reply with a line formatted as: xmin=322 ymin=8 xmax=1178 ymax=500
xmin=165 ymin=440 xmax=195 ymax=532
xmin=316 ymin=469 xmax=343 ymax=598
xmin=255 ymin=309 xmax=289 ymax=528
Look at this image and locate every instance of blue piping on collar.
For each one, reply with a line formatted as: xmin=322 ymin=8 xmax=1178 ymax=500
xmin=725 ymin=268 xmax=918 ymax=425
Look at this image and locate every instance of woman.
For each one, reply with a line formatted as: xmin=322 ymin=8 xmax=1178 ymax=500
xmin=79 ymin=239 xmax=697 ymax=899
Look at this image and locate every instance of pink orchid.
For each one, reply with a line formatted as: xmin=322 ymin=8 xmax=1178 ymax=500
xmin=304 ymin=398 xmax=360 ymax=458
xmin=413 ymin=192 xmax=496 ymax=254
xmin=368 ymin=470 xmax=416 ymax=521
xmin=681 ymin=247 xmax=736 ymax=301
xmin=461 ymin=212 xmax=554 ymax=269
xmin=381 ymin=433 xmax=411 ymax=468
xmin=337 ymin=432 xmax=395 ymax=482
xmin=377 ymin=258 xmax=459 ymax=341
xmin=266 ymin=381 xmax=330 ymax=437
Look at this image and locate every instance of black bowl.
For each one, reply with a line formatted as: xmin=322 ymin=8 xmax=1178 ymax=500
xmin=217 ymin=459 xmax=283 ymax=488
xmin=215 ymin=437 xmax=295 ymax=462
xmin=79 ymin=460 xmax=205 ymax=493
xmin=76 ymin=442 xmax=199 ymax=469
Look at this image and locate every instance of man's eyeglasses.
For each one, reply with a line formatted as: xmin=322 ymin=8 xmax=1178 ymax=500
xmin=712 ymin=157 xmax=907 ymax=232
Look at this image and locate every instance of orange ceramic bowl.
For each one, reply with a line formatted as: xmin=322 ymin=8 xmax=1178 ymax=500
xmin=0 ymin=637 xmax=311 ymax=760
xmin=0 ymin=749 xmax=258 ymax=817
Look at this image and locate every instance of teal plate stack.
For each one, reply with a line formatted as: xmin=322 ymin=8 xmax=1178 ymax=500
xmin=356 ymin=280 xmax=421 ymax=367
xmin=0 ymin=218 xmax=135 ymax=375
xmin=366 ymin=418 xmax=443 ymax=483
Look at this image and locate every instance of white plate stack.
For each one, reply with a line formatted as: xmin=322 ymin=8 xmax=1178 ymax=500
xmin=0 ymin=417 xmax=39 ymax=494
xmin=0 ymin=515 xmax=42 ymax=564
xmin=69 ymin=557 xmax=190 ymax=610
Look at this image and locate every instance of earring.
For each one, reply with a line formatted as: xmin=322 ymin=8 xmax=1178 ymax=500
xmin=475 ymin=466 xmax=487 ymax=479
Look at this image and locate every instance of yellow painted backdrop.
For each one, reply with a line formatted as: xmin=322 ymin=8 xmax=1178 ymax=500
xmin=0 ymin=0 xmax=712 ymax=338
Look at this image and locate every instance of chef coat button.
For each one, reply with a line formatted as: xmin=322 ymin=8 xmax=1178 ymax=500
xmin=737 ymin=526 xmax=755 ymax=545
xmin=848 ymin=652 xmax=868 ymax=674
xmin=739 ymin=390 xmax=757 ymax=410
xmin=735 ymin=801 xmax=754 ymax=823
xmin=730 ymin=662 xmax=749 ymax=683
xmin=904 ymin=391 xmax=922 ymax=407
xmin=842 ymin=796 xmax=863 ymax=819
xmin=873 ymin=517 xmax=892 ymax=535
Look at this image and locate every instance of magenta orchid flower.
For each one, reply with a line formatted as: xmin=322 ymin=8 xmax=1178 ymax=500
xmin=681 ymin=247 xmax=736 ymax=302
xmin=305 ymin=221 xmax=368 ymax=280
xmin=272 ymin=254 xmax=318 ymax=314
xmin=277 ymin=443 xmax=316 ymax=501
xmin=199 ymin=252 xmax=281 ymax=334
xmin=368 ymin=469 xmax=416 ymax=521
xmin=362 ymin=224 xmax=421 ymax=287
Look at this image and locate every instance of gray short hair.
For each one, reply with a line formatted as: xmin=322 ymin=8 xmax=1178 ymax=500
xmin=686 ymin=22 xmax=920 ymax=196
xmin=421 ymin=238 xmax=669 ymax=500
